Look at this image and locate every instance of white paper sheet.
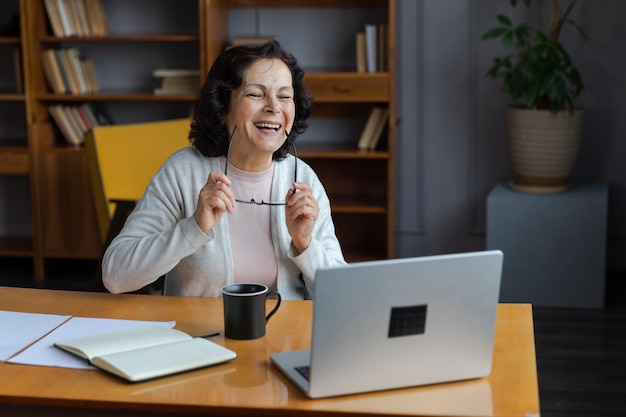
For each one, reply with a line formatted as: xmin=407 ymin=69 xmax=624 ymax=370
xmin=0 ymin=310 xmax=71 ymax=361
xmin=8 ymin=317 xmax=176 ymax=369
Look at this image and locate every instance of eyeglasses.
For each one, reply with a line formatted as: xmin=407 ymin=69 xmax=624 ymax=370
xmin=224 ymin=125 xmax=298 ymax=206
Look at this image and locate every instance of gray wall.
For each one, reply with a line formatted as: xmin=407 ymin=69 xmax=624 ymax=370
xmin=1 ymin=0 xmax=624 ymax=272
xmin=394 ymin=0 xmax=626 ymax=271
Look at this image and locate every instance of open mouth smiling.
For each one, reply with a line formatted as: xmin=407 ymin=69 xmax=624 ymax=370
xmin=255 ymin=122 xmax=280 ymax=132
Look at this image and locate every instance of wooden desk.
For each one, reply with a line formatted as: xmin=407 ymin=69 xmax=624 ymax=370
xmin=0 ymin=287 xmax=540 ymax=417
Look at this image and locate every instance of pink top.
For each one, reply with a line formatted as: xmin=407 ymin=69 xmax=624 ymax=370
xmin=223 ymin=158 xmax=278 ymax=290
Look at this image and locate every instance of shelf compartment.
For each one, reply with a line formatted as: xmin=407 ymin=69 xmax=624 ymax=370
xmin=38 ymin=35 xmax=199 ymax=43
xmin=32 ymin=73 xmax=390 ymax=104
xmin=0 ymin=93 xmax=26 ymax=101
xmin=0 ymin=147 xmax=30 ymax=175
xmin=222 ymin=0 xmax=387 ymax=7
xmin=333 ymin=212 xmax=388 ymax=262
xmin=305 ymin=73 xmax=389 ymax=103
xmin=38 ymin=148 xmax=101 ymax=259
xmin=0 ymin=237 xmax=33 ymax=257
xmin=0 ymin=36 xmax=20 ymax=44
xmin=37 ymin=91 xmax=198 ymax=102
xmin=304 ymin=158 xmax=388 ymax=210
xmin=298 ymin=143 xmax=390 ymax=159
xmin=329 ymin=196 xmax=387 ymax=214
xmin=13 ymin=0 xmax=395 ymax=279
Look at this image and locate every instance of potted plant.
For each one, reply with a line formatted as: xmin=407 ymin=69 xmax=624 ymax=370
xmin=483 ymin=0 xmax=587 ymax=192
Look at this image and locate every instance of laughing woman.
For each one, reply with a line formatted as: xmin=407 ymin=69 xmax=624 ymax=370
xmin=102 ymin=40 xmax=346 ymax=299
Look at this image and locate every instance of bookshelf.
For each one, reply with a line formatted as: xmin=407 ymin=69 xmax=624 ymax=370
xmin=1 ymin=0 xmax=395 ymax=282
xmin=21 ymin=0 xmax=203 ymax=281
xmin=202 ymin=0 xmax=395 ymax=262
xmin=0 ymin=0 xmax=35 ymax=261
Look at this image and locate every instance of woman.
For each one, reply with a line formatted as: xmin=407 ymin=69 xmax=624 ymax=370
xmin=102 ymin=40 xmax=346 ymax=299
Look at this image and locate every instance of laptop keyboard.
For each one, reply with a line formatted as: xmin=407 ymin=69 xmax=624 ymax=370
xmin=295 ymin=366 xmax=311 ymax=381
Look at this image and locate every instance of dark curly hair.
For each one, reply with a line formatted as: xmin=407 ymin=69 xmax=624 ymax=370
xmin=189 ymin=39 xmax=313 ymax=160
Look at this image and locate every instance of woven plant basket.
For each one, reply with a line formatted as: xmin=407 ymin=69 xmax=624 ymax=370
xmin=507 ymin=107 xmax=585 ymax=193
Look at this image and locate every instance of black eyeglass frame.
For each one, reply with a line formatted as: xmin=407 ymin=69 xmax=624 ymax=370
xmin=223 ymin=125 xmax=298 ymax=206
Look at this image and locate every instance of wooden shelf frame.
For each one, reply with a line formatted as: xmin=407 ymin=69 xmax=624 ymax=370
xmin=0 ymin=0 xmax=36 ymax=263
xmin=0 ymin=0 xmax=395 ymax=281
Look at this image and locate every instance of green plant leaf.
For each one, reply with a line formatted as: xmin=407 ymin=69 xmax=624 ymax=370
xmin=482 ymin=27 xmax=508 ymax=40
xmin=498 ymin=15 xmax=513 ymax=26
xmin=482 ymin=0 xmax=584 ymax=111
xmin=502 ymin=32 xmax=513 ymax=49
xmin=510 ymin=0 xmax=530 ymax=7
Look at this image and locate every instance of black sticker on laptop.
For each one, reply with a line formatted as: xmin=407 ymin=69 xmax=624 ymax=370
xmin=388 ymin=304 xmax=427 ymax=338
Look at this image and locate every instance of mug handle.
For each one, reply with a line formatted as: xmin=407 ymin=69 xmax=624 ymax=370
xmin=265 ymin=291 xmax=282 ymax=322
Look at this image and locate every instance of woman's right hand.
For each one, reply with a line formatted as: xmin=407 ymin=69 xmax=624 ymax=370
xmin=194 ymin=171 xmax=235 ymax=233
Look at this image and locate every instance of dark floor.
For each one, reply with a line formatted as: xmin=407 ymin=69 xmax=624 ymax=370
xmin=1 ymin=257 xmax=626 ymax=416
xmin=533 ymin=274 xmax=626 ymax=417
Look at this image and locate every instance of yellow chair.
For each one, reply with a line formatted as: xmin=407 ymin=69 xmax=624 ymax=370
xmin=85 ymin=118 xmax=191 ymax=246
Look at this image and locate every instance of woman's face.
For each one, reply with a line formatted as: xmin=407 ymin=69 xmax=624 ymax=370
xmin=227 ymin=58 xmax=295 ymax=165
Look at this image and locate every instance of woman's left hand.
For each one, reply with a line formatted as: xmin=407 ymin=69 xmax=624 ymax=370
xmin=285 ymin=182 xmax=318 ymax=253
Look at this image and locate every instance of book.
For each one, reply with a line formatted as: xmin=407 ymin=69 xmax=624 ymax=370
xmin=79 ymin=103 xmax=100 ymax=127
xmin=46 ymin=47 xmax=98 ymax=95
xmin=68 ymin=104 xmax=90 ymax=133
xmin=84 ymin=0 xmax=107 ymax=36
xmin=152 ymin=68 xmax=201 ymax=78
xmin=62 ymin=0 xmax=82 ymax=36
xmin=356 ymin=32 xmax=366 ymax=73
xmin=56 ymin=0 xmax=75 ymax=36
xmin=60 ymin=104 xmax=85 ymax=144
xmin=230 ymin=36 xmax=276 ymax=47
xmin=41 ymin=49 xmax=67 ymax=93
xmin=365 ymin=24 xmax=378 ymax=73
xmin=357 ymin=106 xmax=384 ymax=150
xmin=152 ymin=68 xmax=201 ymax=95
xmin=48 ymin=103 xmax=103 ymax=145
xmin=67 ymin=47 xmax=89 ymax=94
xmin=40 ymin=53 xmax=54 ymax=91
xmin=71 ymin=0 xmax=91 ymax=36
xmin=8 ymin=316 xmax=175 ymax=369
xmin=154 ymin=87 xmax=199 ymax=95
xmin=160 ymin=76 xmax=199 ymax=89
xmin=54 ymin=325 xmax=237 ymax=382
xmin=367 ymin=107 xmax=389 ymax=150
xmin=53 ymin=49 xmax=72 ymax=92
xmin=43 ymin=0 xmax=65 ymax=37
xmin=80 ymin=58 xmax=99 ymax=93
xmin=49 ymin=104 xmax=82 ymax=146
xmin=57 ymin=49 xmax=80 ymax=94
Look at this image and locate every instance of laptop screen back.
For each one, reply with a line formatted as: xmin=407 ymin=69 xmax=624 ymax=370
xmin=307 ymin=250 xmax=503 ymax=398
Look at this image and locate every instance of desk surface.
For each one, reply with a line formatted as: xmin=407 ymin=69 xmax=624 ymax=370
xmin=0 ymin=287 xmax=540 ymax=417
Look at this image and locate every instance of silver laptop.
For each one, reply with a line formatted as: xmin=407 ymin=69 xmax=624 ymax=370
xmin=270 ymin=250 xmax=503 ymax=398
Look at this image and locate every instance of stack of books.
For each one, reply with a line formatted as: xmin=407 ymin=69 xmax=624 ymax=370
xmin=41 ymin=48 xmax=100 ymax=95
xmin=356 ymin=24 xmax=388 ymax=73
xmin=48 ymin=103 xmax=108 ymax=146
xmin=357 ymin=106 xmax=389 ymax=151
xmin=43 ymin=0 xmax=107 ymax=37
xmin=152 ymin=69 xmax=201 ymax=95
xmin=228 ymin=36 xmax=276 ymax=48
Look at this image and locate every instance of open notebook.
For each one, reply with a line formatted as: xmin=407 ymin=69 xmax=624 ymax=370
xmin=55 ymin=325 xmax=236 ymax=382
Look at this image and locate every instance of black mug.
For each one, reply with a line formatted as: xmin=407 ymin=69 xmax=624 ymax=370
xmin=221 ymin=283 xmax=282 ymax=340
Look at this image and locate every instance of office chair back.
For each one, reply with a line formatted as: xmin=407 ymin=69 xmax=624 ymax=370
xmin=85 ymin=118 xmax=191 ymax=245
